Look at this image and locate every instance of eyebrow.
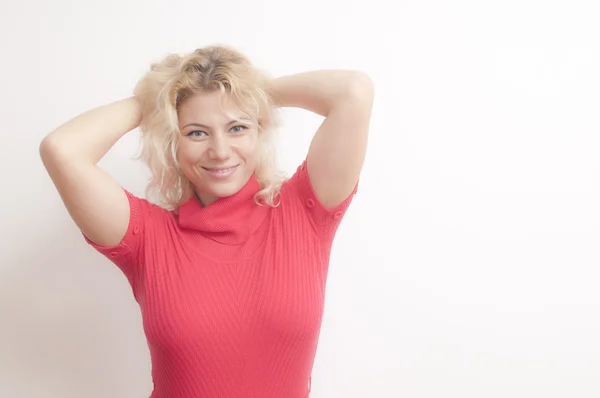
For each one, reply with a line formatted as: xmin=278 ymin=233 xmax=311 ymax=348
xmin=182 ymin=118 xmax=253 ymax=130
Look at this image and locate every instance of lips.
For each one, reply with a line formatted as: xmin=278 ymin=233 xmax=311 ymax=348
xmin=201 ymin=164 xmax=239 ymax=179
xmin=202 ymin=165 xmax=238 ymax=172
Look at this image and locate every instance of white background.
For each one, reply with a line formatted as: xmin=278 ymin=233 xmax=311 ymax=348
xmin=1 ymin=0 xmax=599 ymax=397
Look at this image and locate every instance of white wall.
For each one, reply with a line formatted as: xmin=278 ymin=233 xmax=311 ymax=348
xmin=1 ymin=0 xmax=599 ymax=397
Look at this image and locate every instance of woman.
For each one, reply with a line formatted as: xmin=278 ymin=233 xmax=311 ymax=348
xmin=40 ymin=45 xmax=374 ymax=398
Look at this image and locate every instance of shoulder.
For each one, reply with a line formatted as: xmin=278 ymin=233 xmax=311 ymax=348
xmin=84 ymin=189 xmax=173 ymax=258
xmin=276 ymin=159 xmax=358 ymax=240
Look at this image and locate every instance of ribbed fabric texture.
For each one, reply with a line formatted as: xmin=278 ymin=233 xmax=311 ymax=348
xmin=85 ymin=160 xmax=357 ymax=398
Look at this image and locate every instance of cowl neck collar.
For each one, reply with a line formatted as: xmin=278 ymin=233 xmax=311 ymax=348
xmin=176 ymin=176 xmax=269 ymax=245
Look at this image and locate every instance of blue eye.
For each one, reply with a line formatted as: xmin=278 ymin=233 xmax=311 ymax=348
xmin=187 ymin=130 xmax=206 ymax=137
xmin=230 ymin=125 xmax=248 ymax=133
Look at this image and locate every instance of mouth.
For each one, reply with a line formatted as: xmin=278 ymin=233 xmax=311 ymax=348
xmin=201 ymin=164 xmax=239 ymax=178
xmin=202 ymin=165 xmax=238 ymax=172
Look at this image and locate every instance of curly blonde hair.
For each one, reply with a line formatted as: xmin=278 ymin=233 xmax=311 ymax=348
xmin=133 ymin=44 xmax=286 ymax=210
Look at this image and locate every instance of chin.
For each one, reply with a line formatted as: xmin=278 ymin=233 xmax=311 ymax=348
xmin=187 ymin=165 xmax=254 ymax=203
xmin=199 ymin=174 xmax=252 ymax=200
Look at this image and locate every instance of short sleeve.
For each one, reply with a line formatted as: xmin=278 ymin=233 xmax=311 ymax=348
xmin=283 ymin=158 xmax=358 ymax=240
xmin=82 ymin=188 xmax=160 ymax=291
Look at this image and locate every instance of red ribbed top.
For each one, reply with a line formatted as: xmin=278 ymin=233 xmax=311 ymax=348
xmin=85 ymin=159 xmax=357 ymax=398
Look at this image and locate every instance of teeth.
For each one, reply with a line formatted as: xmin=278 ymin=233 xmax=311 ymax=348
xmin=208 ymin=167 xmax=234 ymax=173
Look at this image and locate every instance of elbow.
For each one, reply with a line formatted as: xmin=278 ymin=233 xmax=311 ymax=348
xmin=39 ymin=134 xmax=68 ymax=169
xmin=344 ymin=71 xmax=375 ymax=106
xmin=39 ymin=136 xmax=58 ymax=173
xmin=39 ymin=134 xmax=61 ymax=160
xmin=39 ymin=135 xmax=55 ymax=164
xmin=351 ymin=70 xmax=374 ymax=87
xmin=332 ymin=72 xmax=374 ymax=115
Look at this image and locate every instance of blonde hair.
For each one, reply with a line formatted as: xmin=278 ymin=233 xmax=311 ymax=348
xmin=133 ymin=44 xmax=286 ymax=210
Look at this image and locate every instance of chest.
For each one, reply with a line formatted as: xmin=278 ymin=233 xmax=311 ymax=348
xmin=136 ymin=230 xmax=330 ymax=352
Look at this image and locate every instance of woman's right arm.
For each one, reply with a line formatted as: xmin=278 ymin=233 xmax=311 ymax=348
xmin=39 ymin=97 xmax=142 ymax=247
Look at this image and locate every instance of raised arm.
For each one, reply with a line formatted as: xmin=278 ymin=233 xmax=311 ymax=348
xmin=268 ymin=70 xmax=374 ymax=208
xmin=39 ymin=97 xmax=142 ymax=246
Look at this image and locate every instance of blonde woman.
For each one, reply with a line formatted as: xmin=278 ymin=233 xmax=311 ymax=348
xmin=40 ymin=44 xmax=374 ymax=398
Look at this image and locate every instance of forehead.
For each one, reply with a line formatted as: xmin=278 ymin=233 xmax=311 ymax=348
xmin=178 ymin=90 xmax=249 ymax=124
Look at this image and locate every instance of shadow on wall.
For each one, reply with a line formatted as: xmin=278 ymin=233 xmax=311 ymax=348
xmin=0 ymin=211 xmax=151 ymax=397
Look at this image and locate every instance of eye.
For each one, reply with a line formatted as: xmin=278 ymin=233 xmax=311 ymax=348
xmin=230 ymin=125 xmax=248 ymax=134
xmin=186 ymin=130 xmax=206 ymax=138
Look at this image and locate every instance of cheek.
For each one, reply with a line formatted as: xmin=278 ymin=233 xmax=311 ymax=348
xmin=237 ymin=138 xmax=260 ymax=164
xmin=244 ymin=131 xmax=261 ymax=155
xmin=177 ymin=142 xmax=203 ymax=165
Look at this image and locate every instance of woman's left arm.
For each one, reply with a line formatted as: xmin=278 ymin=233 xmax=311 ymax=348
xmin=268 ymin=70 xmax=374 ymax=208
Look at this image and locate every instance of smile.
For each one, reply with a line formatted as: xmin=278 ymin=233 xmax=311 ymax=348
xmin=203 ymin=165 xmax=238 ymax=172
xmin=202 ymin=165 xmax=239 ymax=179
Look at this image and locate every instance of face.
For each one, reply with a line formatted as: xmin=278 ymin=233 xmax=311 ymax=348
xmin=177 ymin=90 xmax=260 ymax=206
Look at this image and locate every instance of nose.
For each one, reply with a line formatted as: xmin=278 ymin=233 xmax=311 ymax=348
xmin=207 ymin=134 xmax=231 ymax=160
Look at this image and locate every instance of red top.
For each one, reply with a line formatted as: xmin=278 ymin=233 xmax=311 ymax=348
xmin=85 ymin=159 xmax=357 ymax=398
